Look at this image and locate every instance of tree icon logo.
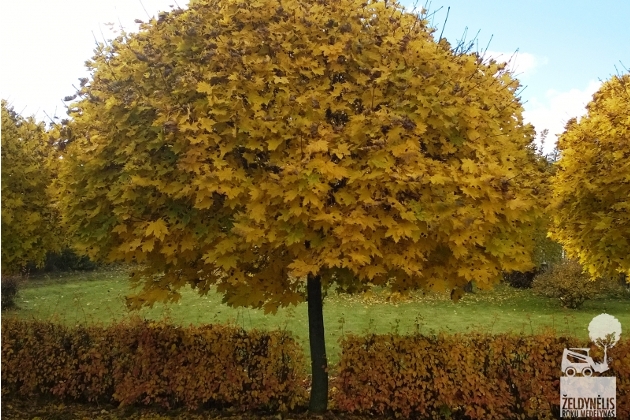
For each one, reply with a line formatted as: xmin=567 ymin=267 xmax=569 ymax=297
xmin=561 ymin=313 xmax=622 ymax=377
xmin=560 ymin=314 xmax=620 ymax=418
xmin=587 ymin=313 xmax=622 ymax=372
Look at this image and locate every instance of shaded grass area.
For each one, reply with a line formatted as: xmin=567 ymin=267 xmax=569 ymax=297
xmin=5 ymin=267 xmax=630 ymax=364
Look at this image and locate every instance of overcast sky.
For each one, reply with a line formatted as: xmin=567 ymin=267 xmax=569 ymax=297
xmin=2 ymin=1 xmax=629 ymax=154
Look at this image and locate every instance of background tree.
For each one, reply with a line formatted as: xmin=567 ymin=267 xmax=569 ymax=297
xmin=503 ymin=216 xmax=563 ymax=289
xmin=56 ymin=0 xmax=546 ymax=411
xmin=549 ymin=73 xmax=630 ymax=279
xmin=503 ymin=129 xmax=563 ymax=289
xmin=529 ymin=129 xmax=564 ymax=271
xmin=1 ymin=100 xmax=60 ymax=274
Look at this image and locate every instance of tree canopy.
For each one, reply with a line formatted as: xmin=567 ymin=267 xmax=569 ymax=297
xmin=1 ymin=100 xmax=60 ymax=274
xmin=57 ymin=0 xmax=545 ymax=310
xmin=549 ymin=73 xmax=630 ymax=279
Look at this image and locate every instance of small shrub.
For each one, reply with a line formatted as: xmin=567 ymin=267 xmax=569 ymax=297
xmin=1 ymin=275 xmax=20 ymax=310
xmin=532 ymin=259 xmax=598 ymax=308
xmin=597 ymin=273 xmax=630 ymax=299
xmin=504 ymin=262 xmax=555 ymax=289
xmin=503 ymin=270 xmax=538 ymax=289
xmin=26 ymin=247 xmax=98 ymax=273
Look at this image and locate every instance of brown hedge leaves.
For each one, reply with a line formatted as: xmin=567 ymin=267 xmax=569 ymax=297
xmin=1 ymin=318 xmax=307 ymax=411
xmin=3 ymin=318 xmax=629 ymax=418
xmin=333 ymin=332 xmax=630 ymax=419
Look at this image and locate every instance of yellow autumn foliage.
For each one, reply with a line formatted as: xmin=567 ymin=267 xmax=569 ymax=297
xmin=56 ymin=0 xmax=545 ymax=312
xmin=1 ymin=100 xmax=60 ymax=274
xmin=549 ymin=73 xmax=630 ymax=279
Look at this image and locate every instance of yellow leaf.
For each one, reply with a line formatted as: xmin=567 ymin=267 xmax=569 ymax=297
xmin=317 ymin=161 xmax=349 ymax=179
xmin=430 ymin=174 xmax=449 ymax=185
xmin=215 ymin=254 xmax=239 ymax=270
xmin=306 ymin=139 xmax=329 ymax=154
xmin=461 ymin=158 xmax=477 ymax=173
xmin=246 ymin=201 xmax=267 ymax=223
xmin=507 ymin=198 xmax=529 ymax=211
xmin=112 ymin=224 xmax=128 ymax=234
xmin=196 ymin=81 xmax=212 ymax=94
xmin=179 ymin=235 xmax=196 ymax=252
xmin=267 ymin=137 xmax=283 ymax=151
xmin=288 ymin=260 xmax=319 ymax=277
xmin=273 ymin=76 xmax=289 ymax=84
xmin=145 ymin=219 xmax=169 ymax=241
xmin=142 ymin=238 xmax=155 ymax=252
xmin=332 ymin=143 xmax=351 ymax=158
xmin=362 ymin=265 xmax=386 ymax=279
xmin=349 ymin=252 xmax=371 ymax=265
xmin=199 ymin=118 xmax=215 ymax=133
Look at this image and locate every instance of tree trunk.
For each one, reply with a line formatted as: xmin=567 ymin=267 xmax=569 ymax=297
xmin=307 ymin=273 xmax=328 ymax=413
xmin=463 ymin=280 xmax=474 ymax=293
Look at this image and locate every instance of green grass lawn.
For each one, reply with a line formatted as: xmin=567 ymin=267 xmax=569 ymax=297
xmin=5 ymin=266 xmax=630 ymax=364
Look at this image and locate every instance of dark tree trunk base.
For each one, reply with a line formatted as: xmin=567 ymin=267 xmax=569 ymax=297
xmin=307 ymin=273 xmax=328 ymax=413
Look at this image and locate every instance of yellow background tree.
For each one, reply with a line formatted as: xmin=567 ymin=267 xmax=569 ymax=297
xmin=549 ymin=73 xmax=630 ymax=279
xmin=1 ymin=100 xmax=60 ymax=274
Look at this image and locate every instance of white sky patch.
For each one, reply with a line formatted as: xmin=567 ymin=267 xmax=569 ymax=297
xmin=485 ymin=50 xmax=546 ymax=79
xmin=523 ymin=80 xmax=601 ymax=154
xmin=0 ymin=0 xmax=176 ymax=121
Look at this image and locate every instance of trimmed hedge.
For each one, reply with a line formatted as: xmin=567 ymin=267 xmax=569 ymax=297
xmin=1 ymin=317 xmax=307 ymax=411
xmin=4 ymin=318 xmax=628 ymax=418
xmin=333 ymin=332 xmax=629 ymax=419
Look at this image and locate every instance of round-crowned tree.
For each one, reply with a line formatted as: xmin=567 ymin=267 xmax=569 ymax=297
xmin=549 ymin=73 xmax=630 ymax=280
xmin=57 ymin=0 xmax=546 ymax=411
xmin=1 ymin=100 xmax=60 ymax=274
